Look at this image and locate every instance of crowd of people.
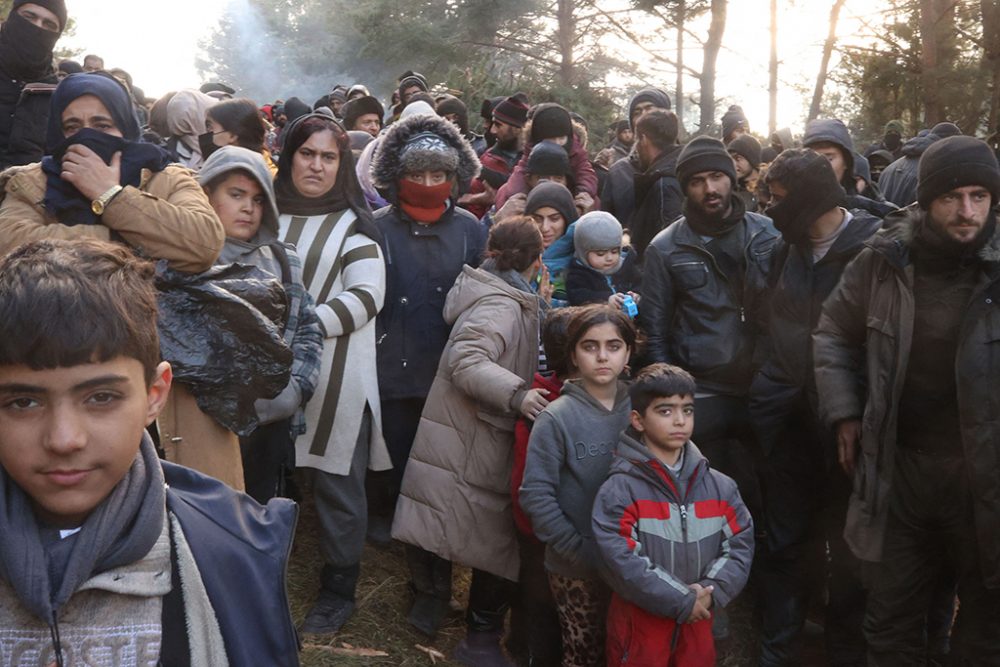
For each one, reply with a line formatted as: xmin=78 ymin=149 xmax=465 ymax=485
xmin=2 ymin=1 xmax=1000 ymax=666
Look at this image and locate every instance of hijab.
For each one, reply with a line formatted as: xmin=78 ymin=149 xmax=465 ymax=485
xmin=273 ymin=113 xmax=381 ymax=241
xmin=41 ymin=74 xmax=173 ymax=226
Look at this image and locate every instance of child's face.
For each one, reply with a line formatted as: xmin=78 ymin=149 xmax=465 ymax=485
xmin=586 ymin=247 xmax=621 ymax=273
xmin=208 ymin=172 xmax=266 ymax=242
xmin=631 ymin=394 xmax=695 ymax=457
xmin=571 ymin=321 xmax=629 ymax=388
xmin=0 ymin=357 xmax=171 ymax=528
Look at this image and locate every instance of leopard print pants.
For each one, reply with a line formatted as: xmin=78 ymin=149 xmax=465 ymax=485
xmin=548 ymin=573 xmax=609 ymax=667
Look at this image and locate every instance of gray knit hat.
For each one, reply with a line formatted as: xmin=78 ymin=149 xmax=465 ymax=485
xmin=198 ymin=146 xmax=279 ymax=233
xmin=398 ymin=131 xmax=460 ymax=175
xmin=573 ymin=211 xmax=624 ymax=273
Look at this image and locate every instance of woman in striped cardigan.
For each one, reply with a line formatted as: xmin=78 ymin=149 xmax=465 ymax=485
xmin=274 ymin=113 xmax=389 ymax=635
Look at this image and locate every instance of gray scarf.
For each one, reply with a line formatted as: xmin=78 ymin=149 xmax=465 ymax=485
xmin=0 ymin=432 xmax=165 ymax=625
xmin=481 ymin=257 xmax=551 ymax=315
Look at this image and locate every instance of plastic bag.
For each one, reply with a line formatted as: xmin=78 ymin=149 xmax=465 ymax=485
xmin=156 ymin=262 xmax=293 ymax=436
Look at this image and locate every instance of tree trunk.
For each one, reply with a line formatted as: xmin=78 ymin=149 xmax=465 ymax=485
xmin=768 ymin=0 xmax=778 ymax=135
xmin=556 ymin=0 xmax=576 ymax=87
xmin=983 ymin=0 xmax=1000 ymax=133
xmin=676 ymin=0 xmax=685 ymax=129
xmin=920 ymin=0 xmax=955 ymax=125
xmin=808 ymin=0 xmax=847 ymax=122
xmin=698 ymin=0 xmax=726 ymax=134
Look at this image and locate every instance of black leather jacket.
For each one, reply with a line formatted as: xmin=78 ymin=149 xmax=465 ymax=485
xmin=640 ymin=210 xmax=778 ymax=396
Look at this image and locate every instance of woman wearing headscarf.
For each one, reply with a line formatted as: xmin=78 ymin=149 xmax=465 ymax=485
xmin=165 ymin=88 xmax=217 ymax=169
xmin=275 ymin=113 xmax=390 ymax=636
xmin=0 ymin=72 xmax=223 ymax=273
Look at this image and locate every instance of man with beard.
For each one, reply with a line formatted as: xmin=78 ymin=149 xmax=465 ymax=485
xmin=601 ymin=87 xmax=671 ymax=229
xmin=458 ymin=95 xmax=528 ymax=219
xmin=341 ymin=95 xmax=384 ymax=138
xmin=0 ymin=0 xmax=65 ymax=169
xmin=640 ymin=138 xmax=778 ymax=589
xmin=628 ymin=109 xmax=683 ymax=260
xmin=751 ymin=149 xmax=882 ymax=666
xmin=815 ymin=135 xmax=1000 ymax=665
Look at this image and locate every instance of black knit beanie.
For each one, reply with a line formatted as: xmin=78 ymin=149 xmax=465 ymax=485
xmin=12 ymin=0 xmax=66 ymax=29
xmin=929 ymin=122 xmax=962 ymax=138
xmin=527 ymin=141 xmax=570 ymax=177
xmin=677 ymin=136 xmax=737 ymax=190
xmin=525 ymin=181 xmax=579 ymax=227
xmin=628 ymin=88 xmax=671 ymax=129
xmin=530 ymin=104 xmax=573 ymax=144
xmin=764 ymin=148 xmax=845 ymax=246
xmin=917 ymin=135 xmax=1000 ymax=209
xmin=721 ymin=105 xmax=748 ymax=142
xmin=436 ymin=95 xmax=469 ymax=135
xmin=727 ymin=134 xmax=761 ymax=168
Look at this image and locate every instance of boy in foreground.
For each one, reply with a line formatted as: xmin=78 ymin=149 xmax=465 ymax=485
xmin=592 ymin=363 xmax=754 ymax=666
xmin=0 ymin=239 xmax=299 ymax=666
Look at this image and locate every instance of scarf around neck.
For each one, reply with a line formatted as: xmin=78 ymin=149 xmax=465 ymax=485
xmin=274 ymin=171 xmax=351 ymax=217
xmin=684 ymin=192 xmax=746 ymax=238
xmin=397 ymin=179 xmax=452 ymax=223
xmin=0 ymin=432 xmax=166 ymax=624
xmin=41 ymin=128 xmax=173 ymax=226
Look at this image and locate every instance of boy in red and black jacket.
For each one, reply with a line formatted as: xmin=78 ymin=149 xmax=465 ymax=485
xmin=592 ymin=364 xmax=754 ymax=666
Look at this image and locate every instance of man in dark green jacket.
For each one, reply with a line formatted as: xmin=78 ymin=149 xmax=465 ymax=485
xmin=815 ymin=135 xmax=1000 ymax=664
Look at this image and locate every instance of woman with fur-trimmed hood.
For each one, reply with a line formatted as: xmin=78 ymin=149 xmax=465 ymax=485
xmin=368 ymin=113 xmax=488 ymax=632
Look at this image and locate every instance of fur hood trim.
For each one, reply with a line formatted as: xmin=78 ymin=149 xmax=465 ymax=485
xmin=372 ymin=113 xmax=480 ymax=203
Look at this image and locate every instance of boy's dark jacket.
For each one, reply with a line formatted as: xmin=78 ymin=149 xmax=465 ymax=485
xmin=565 ymin=248 xmax=640 ymax=307
xmin=592 ymin=429 xmax=753 ymax=622
xmin=162 ymin=460 xmax=299 ymax=666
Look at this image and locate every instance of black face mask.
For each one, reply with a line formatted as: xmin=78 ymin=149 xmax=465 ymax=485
xmin=0 ymin=11 xmax=60 ymax=81
xmin=765 ymin=198 xmax=812 ymax=247
xmin=198 ymin=131 xmax=222 ymax=160
xmin=884 ymin=133 xmax=902 ymax=151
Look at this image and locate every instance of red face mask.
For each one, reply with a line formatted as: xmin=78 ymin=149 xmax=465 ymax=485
xmin=397 ymin=179 xmax=452 ymax=223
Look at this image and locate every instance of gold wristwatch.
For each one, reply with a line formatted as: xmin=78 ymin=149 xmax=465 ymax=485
xmin=91 ymin=185 xmax=124 ymax=216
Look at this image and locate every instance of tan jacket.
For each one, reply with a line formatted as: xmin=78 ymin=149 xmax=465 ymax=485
xmin=0 ymin=163 xmax=224 ymax=272
xmin=392 ymin=266 xmax=541 ymax=581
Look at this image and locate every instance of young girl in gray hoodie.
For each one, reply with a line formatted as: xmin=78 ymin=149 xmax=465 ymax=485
xmin=520 ymin=305 xmax=636 ymax=667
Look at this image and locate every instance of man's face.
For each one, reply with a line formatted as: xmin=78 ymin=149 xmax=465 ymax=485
xmin=83 ymin=56 xmax=103 ymax=72
xmin=767 ymin=181 xmax=788 ymax=205
xmin=928 ymin=185 xmax=993 ymax=244
xmin=730 ymin=152 xmax=753 ymax=180
xmin=685 ymin=171 xmax=733 ymax=219
xmin=630 ymin=100 xmax=665 ymax=125
xmin=61 ymin=95 xmax=123 ymax=138
xmin=401 ymin=85 xmax=423 ymax=105
xmin=16 ymin=3 xmax=60 ymax=32
xmin=0 ymin=358 xmax=171 ymax=528
xmin=491 ymin=118 xmax=519 ymax=146
xmin=353 ymin=113 xmax=381 ymax=138
xmin=810 ymin=142 xmax=848 ymax=182
xmin=618 ymin=128 xmax=634 ymax=146
xmin=331 ymin=99 xmax=345 ymax=115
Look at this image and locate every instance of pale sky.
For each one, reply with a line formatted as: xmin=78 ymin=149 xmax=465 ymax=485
xmin=60 ymin=0 xmax=888 ymax=134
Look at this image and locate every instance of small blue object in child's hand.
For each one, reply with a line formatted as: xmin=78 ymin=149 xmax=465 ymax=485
xmin=621 ymin=295 xmax=638 ymax=319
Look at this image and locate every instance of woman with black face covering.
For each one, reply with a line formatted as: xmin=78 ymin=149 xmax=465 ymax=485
xmin=275 ymin=113 xmax=390 ymax=636
xmin=202 ymin=97 xmax=276 ymax=174
xmin=0 ymin=0 xmax=66 ymax=169
xmin=0 ymin=72 xmax=224 ymax=273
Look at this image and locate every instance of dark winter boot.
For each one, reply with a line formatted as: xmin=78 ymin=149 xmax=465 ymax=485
xmin=405 ymin=545 xmax=453 ymax=637
xmin=452 ymin=630 xmax=517 ymax=667
xmin=299 ymin=563 xmax=360 ymax=635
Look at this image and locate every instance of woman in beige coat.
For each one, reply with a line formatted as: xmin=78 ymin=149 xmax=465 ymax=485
xmin=392 ymin=217 xmax=549 ymax=665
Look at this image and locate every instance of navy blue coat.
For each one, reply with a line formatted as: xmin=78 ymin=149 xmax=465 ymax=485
xmin=163 ymin=461 xmax=299 ymax=666
xmin=375 ymin=203 xmax=486 ymax=400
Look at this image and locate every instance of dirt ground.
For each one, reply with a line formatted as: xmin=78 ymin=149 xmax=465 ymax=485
xmin=287 ymin=496 xmax=782 ymax=667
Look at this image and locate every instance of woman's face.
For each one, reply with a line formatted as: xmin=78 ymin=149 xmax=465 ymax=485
xmin=291 ymin=129 xmax=341 ymax=198
xmin=206 ymin=172 xmax=265 ymax=242
xmin=205 ymin=115 xmax=238 ymax=147
xmin=60 ymin=95 xmax=123 ymax=138
xmin=531 ymin=206 xmax=567 ymax=248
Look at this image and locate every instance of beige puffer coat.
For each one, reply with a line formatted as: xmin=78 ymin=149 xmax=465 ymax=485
xmin=392 ymin=265 xmax=541 ymax=581
xmin=0 ymin=163 xmax=224 ymax=272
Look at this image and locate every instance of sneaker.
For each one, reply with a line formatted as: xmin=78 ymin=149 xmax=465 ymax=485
xmin=299 ymin=592 xmax=356 ymax=635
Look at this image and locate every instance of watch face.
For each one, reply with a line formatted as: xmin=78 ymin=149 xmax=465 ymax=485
xmin=91 ymin=201 xmax=103 ymax=215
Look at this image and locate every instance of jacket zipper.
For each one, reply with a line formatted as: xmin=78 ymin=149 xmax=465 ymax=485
xmin=49 ymin=608 xmax=64 ymax=667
